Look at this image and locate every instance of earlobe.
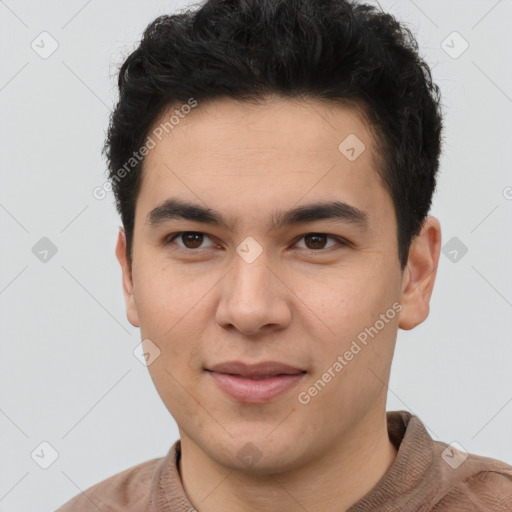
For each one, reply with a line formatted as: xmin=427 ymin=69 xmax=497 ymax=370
xmin=115 ymin=227 xmax=140 ymax=328
xmin=398 ymin=216 xmax=442 ymax=331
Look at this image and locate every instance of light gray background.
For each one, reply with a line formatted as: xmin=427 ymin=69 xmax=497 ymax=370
xmin=1 ymin=0 xmax=511 ymax=510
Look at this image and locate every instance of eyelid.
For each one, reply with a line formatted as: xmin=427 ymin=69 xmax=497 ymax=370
xmin=164 ymin=231 xmax=350 ymax=251
xmin=166 ymin=231 xmax=218 ymax=249
xmin=292 ymin=233 xmax=348 ymax=251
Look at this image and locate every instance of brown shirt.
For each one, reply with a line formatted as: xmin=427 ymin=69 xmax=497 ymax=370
xmin=56 ymin=410 xmax=512 ymax=511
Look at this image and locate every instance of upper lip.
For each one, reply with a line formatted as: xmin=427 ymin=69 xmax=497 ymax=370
xmin=207 ymin=361 xmax=306 ymax=378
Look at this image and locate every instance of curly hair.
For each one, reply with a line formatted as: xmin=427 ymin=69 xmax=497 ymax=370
xmin=103 ymin=0 xmax=444 ymax=270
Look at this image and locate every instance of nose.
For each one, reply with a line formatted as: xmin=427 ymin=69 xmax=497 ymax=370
xmin=215 ymin=253 xmax=292 ymax=336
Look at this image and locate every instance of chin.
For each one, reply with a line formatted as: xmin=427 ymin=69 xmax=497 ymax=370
xmin=207 ymin=434 xmax=307 ymax=475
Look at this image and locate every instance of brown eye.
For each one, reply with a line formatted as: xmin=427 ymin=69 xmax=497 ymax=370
xmin=166 ymin=231 xmax=216 ymax=250
xmin=304 ymin=234 xmax=328 ymax=249
xmin=294 ymin=233 xmax=345 ymax=251
xmin=181 ymin=232 xmax=204 ymax=248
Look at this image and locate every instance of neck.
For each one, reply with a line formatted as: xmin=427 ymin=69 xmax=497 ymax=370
xmin=178 ymin=410 xmax=397 ymax=512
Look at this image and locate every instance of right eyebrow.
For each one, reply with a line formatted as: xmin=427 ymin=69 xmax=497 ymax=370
xmin=146 ymin=198 xmax=232 ymax=230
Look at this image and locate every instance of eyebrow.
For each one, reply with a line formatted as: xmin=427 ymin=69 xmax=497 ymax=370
xmin=146 ymin=198 xmax=369 ymax=232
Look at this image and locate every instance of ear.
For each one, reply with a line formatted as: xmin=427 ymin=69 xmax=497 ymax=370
xmin=398 ymin=215 xmax=442 ymax=330
xmin=115 ymin=227 xmax=140 ymax=328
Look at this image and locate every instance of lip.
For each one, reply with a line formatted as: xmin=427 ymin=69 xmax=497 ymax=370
xmin=208 ymin=361 xmax=305 ymax=377
xmin=205 ymin=361 xmax=307 ymax=403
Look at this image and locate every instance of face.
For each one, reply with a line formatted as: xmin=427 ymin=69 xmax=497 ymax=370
xmin=116 ymin=96 xmax=438 ymax=474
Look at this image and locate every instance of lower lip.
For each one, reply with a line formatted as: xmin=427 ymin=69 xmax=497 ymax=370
xmin=207 ymin=371 xmax=306 ymax=403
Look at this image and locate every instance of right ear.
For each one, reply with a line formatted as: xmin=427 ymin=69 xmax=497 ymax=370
xmin=115 ymin=227 xmax=140 ymax=327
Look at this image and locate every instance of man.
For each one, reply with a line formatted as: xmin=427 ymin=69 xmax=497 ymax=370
xmin=57 ymin=0 xmax=512 ymax=510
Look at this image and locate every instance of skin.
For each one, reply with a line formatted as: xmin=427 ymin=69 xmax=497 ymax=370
xmin=116 ymin=95 xmax=442 ymax=511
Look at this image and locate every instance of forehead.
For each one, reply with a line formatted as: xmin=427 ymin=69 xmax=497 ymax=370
xmin=137 ymin=96 xmax=392 ymax=232
xmin=145 ymin=96 xmax=379 ymax=168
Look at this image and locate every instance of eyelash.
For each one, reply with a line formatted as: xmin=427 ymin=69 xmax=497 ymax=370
xmin=164 ymin=231 xmax=349 ymax=253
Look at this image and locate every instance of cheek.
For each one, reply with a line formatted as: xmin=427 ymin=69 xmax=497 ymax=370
xmin=145 ymin=338 xmax=216 ymax=440
xmin=147 ymin=360 xmax=202 ymax=430
xmin=294 ymin=265 xmax=399 ymax=378
xmin=133 ymin=260 xmax=210 ymax=351
xmin=293 ymin=270 xmax=382 ymax=335
xmin=143 ymin=314 xmax=207 ymax=420
xmin=132 ymin=257 xmax=207 ymax=336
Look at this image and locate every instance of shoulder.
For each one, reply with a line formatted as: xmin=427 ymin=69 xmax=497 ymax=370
xmin=55 ymin=456 xmax=163 ymax=512
xmin=433 ymin=445 xmax=512 ymax=511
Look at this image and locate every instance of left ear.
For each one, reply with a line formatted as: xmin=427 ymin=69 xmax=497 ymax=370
xmin=398 ymin=215 xmax=442 ymax=331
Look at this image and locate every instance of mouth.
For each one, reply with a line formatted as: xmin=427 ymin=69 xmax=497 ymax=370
xmin=213 ymin=373 xmax=298 ymax=380
xmin=205 ymin=361 xmax=307 ymax=403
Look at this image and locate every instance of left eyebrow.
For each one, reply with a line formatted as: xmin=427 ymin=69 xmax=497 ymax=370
xmin=269 ymin=200 xmax=370 ymax=232
xmin=146 ymin=198 xmax=370 ymax=232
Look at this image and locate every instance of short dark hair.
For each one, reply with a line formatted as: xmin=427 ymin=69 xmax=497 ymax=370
xmin=103 ymin=0 xmax=444 ymax=270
